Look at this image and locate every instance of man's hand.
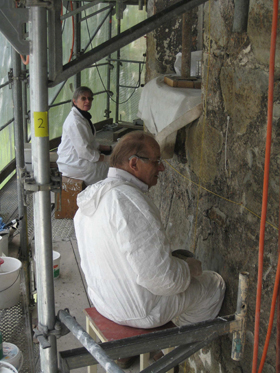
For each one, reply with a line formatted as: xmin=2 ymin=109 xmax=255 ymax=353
xmin=185 ymin=258 xmax=202 ymax=277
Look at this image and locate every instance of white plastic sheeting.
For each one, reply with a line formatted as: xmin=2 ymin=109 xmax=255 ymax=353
xmin=137 ymin=76 xmax=202 ymax=158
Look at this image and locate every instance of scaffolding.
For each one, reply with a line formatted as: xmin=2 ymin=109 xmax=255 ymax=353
xmin=0 ymin=1 xmax=248 ymax=372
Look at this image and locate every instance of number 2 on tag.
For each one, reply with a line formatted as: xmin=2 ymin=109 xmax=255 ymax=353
xmin=34 ymin=112 xmax=48 ymax=137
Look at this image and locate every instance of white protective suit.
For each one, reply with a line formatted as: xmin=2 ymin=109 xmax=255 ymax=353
xmin=74 ymin=168 xmax=225 ymax=328
xmin=57 ymin=107 xmax=109 ymax=185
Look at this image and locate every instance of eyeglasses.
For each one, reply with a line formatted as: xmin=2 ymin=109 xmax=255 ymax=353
xmin=129 ymin=154 xmax=163 ymax=165
xmin=80 ymin=96 xmax=94 ymax=101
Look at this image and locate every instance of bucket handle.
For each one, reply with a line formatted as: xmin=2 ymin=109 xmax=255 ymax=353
xmin=0 ymin=271 xmax=20 ymax=293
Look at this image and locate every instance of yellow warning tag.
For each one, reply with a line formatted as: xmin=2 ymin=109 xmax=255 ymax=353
xmin=34 ymin=112 xmax=48 ymax=137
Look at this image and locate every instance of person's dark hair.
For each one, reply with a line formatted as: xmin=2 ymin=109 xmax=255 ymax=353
xmin=110 ymin=131 xmax=155 ymax=167
xmin=72 ymin=86 xmax=93 ymax=106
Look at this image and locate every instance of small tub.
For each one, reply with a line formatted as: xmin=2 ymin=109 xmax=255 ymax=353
xmin=0 ymin=361 xmax=18 ymax=373
xmin=1 ymin=343 xmax=23 ymax=372
xmin=0 ymin=257 xmax=22 ymax=309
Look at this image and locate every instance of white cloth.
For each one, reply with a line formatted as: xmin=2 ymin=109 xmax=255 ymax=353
xmin=57 ymin=107 xmax=109 ymax=185
xmin=74 ymin=168 xmax=225 ymax=328
xmin=137 ymin=76 xmax=202 ymax=136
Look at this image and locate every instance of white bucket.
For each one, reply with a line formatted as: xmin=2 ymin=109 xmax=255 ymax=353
xmin=53 ymin=250 xmax=61 ymax=279
xmin=0 ymin=232 xmax=9 ymax=256
xmin=0 ymin=257 xmax=22 ymax=309
xmin=1 ymin=343 xmax=23 ymax=372
xmin=34 ymin=251 xmax=61 ymax=280
xmin=0 ymin=361 xmax=18 ymax=373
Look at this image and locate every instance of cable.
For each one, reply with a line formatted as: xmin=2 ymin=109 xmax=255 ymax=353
xmin=252 ymin=0 xmax=279 ymax=371
xmin=20 ymin=55 xmax=29 ymax=66
xmin=165 ymin=160 xmax=278 ymax=231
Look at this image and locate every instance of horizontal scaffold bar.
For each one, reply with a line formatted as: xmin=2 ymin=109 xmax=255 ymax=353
xmin=49 ymin=0 xmax=208 ymax=87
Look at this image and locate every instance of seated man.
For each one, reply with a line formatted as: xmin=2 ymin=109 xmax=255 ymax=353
xmin=74 ymin=131 xmax=225 ymax=329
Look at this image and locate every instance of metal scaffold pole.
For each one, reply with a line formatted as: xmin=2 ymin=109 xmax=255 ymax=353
xmin=11 ymin=48 xmax=29 ymax=262
xmin=106 ymin=9 xmax=112 ymax=119
xmin=74 ymin=1 xmax=81 ymax=89
xmin=30 ymin=6 xmax=58 ymax=373
xmin=115 ymin=19 xmax=121 ymax=123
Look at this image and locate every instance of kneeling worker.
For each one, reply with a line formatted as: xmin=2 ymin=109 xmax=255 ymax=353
xmin=74 ymin=131 xmax=225 ymax=362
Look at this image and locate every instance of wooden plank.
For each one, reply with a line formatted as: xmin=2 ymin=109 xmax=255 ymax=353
xmin=84 ymin=307 xmax=174 ymax=342
xmin=117 ymin=121 xmax=143 ymax=129
xmin=164 ymin=75 xmax=201 ymax=89
xmin=55 ymin=176 xmax=85 ymax=219
xmin=94 ymin=118 xmax=113 ymax=131
xmin=113 ymin=128 xmax=133 ymax=142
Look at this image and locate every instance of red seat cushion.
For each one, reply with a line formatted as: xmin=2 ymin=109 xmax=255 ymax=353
xmin=84 ymin=307 xmax=175 ymax=342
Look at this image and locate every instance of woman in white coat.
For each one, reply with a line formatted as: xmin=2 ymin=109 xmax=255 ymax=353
xmin=57 ymin=86 xmax=110 ymax=185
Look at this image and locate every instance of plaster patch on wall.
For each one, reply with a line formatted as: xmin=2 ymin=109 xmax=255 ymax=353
xmin=185 ymin=122 xmax=223 ymax=184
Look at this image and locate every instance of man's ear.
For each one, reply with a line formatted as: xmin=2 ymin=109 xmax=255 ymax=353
xmin=128 ymin=157 xmax=139 ymax=173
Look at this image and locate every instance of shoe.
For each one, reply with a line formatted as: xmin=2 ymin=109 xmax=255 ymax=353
xmin=116 ymin=356 xmax=138 ymax=369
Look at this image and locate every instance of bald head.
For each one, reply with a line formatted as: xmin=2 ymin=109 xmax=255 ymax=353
xmin=110 ymin=131 xmax=158 ymax=169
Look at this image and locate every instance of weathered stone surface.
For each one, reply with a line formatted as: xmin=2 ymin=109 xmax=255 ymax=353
xmin=204 ymin=0 xmax=234 ymax=48
xmin=248 ymin=0 xmax=280 ymax=67
xmin=220 ymin=65 xmax=268 ymax=134
xmin=185 ymin=120 xmax=223 ymax=183
xmin=145 ymin=0 xmax=200 ymax=82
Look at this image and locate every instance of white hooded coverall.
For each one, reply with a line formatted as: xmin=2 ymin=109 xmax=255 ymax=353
xmin=74 ymin=168 xmax=225 ymax=328
xmin=57 ymin=107 xmax=109 ymax=185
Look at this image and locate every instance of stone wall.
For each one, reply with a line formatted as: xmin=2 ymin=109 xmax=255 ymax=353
xmin=146 ymin=0 xmax=280 ymax=371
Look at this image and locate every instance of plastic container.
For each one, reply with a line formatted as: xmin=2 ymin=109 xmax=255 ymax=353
xmin=0 ymin=361 xmax=18 ymax=373
xmin=53 ymin=250 xmax=61 ymax=279
xmin=0 ymin=232 xmax=9 ymax=256
xmin=1 ymin=343 xmax=23 ymax=372
xmin=0 ymin=257 xmax=22 ymax=309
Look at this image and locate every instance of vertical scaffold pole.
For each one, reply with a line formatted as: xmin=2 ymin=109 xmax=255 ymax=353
xmin=30 ymin=6 xmax=58 ymax=373
xmin=231 ymin=272 xmax=249 ymax=361
xmin=106 ymin=9 xmax=112 ymax=119
xmin=74 ymin=1 xmax=81 ymax=89
xmin=115 ymin=15 xmax=121 ymax=123
xmin=12 ymin=49 xmax=29 ymax=262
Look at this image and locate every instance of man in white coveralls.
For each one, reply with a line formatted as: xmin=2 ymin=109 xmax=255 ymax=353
xmin=74 ymin=131 xmax=225 ymax=331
